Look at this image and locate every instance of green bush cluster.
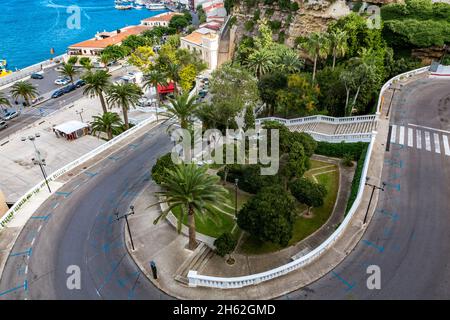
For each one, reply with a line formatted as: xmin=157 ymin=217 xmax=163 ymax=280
xmin=315 ymin=141 xmax=368 ymax=161
xmin=345 ymin=144 xmax=368 ymax=213
xmin=151 ymin=153 xmax=176 ymax=185
xmin=214 ymin=233 xmax=237 ymax=257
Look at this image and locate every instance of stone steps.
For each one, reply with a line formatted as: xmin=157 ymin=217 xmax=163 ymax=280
xmin=174 ymin=242 xmax=214 ymax=285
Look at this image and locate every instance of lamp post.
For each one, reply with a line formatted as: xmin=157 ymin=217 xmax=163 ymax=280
xmin=364 ymin=177 xmax=386 ymax=224
xmin=234 ymin=178 xmax=239 ymax=217
xmin=115 ymin=205 xmax=136 ymax=250
xmin=32 ymin=157 xmax=51 ymax=193
xmin=76 ymin=108 xmax=84 ymax=122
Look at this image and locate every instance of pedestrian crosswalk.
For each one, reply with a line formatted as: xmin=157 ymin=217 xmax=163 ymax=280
xmin=390 ymin=125 xmax=450 ymax=157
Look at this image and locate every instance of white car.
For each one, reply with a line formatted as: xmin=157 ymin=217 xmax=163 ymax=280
xmin=54 ymin=77 xmax=70 ymax=85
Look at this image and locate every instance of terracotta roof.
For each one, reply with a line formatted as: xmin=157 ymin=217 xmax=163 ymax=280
xmin=142 ymin=12 xmax=182 ymax=22
xmin=69 ymin=26 xmax=150 ymax=49
xmin=203 ymin=3 xmax=223 ymax=12
xmin=182 ymin=32 xmax=205 ymax=45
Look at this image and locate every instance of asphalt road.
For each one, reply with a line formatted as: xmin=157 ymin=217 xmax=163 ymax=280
xmin=1 ymin=78 xmax=450 ymax=300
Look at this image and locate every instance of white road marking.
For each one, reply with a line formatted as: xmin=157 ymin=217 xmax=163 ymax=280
xmin=408 ymin=128 xmax=413 ymax=147
xmin=399 ymin=126 xmax=405 ymax=145
xmin=408 ymin=123 xmax=450 ymax=135
xmin=24 ymin=265 xmax=28 ymax=275
xmin=425 ymin=131 xmax=431 ymax=151
xmin=37 ymin=225 xmax=43 ymax=233
xmin=434 ymin=133 xmax=441 ymax=154
xmin=391 ymin=125 xmax=397 ymax=143
xmin=30 ymin=238 xmax=35 ymax=246
xmin=416 ymin=130 xmax=422 ymax=149
xmin=443 ymin=135 xmax=450 ymax=156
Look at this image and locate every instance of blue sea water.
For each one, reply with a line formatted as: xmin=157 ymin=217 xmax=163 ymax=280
xmin=1 ymin=0 xmax=166 ymax=70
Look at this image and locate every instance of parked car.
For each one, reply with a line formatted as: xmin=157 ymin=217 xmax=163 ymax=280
xmin=2 ymin=110 xmax=20 ymax=120
xmin=0 ymin=121 xmax=7 ymax=130
xmin=74 ymin=79 xmax=85 ymax=88
xmin=51 ymin=89 xmax=64 ymax=99
xmin=30 ymin=73 xmax=44 ymax=80
xmin=62 ymin=84 xmax=77 ymax=94
xmin=54 ymin=77 xmax=70 ymax=85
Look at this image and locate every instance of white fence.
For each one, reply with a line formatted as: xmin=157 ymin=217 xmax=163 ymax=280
xmin=0 ymin=114 xmax=156 ymax=230
xmin=256 ymin=114 xmax=376 ymax=126
xmin=187 ymin=65 xmax=431 ymax=289
xmin=0 ymin=54 xmax=67 ymax=87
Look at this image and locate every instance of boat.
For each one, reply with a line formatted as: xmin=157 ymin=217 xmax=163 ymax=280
xmin=134 ymin=5 xmax=144 ymax=9
xmin=146 ymin=3 xmax=166 ymax=10
xmin=115 ymin=4 xmax=133 ymax=10
xmin=0 ymin=60 xmax=12 ymax=78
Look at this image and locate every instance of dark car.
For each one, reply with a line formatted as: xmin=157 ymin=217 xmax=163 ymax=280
xmin=62 ymin=84 xmax=77 ymax=94
xmin=74 ymin=79 xmax=85 ymax=88
xmin=0 ymin=121 xmax=7 ymax=130
xmin=30 ymin=73 xmax=44 ymax=80
xmin=51 ymin=90 xmax=64 ymax=99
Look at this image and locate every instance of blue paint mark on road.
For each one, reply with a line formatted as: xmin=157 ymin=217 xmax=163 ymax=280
xmin=84 ymin=171 xmax=98 ymax=177
xmin=362 ymin=240 xmax=384 ymax=253
xmin=17 ymin=266 xmax=26 ymax=276
xmin=384 ymin=227 xmax=393 ymax=237
xmin=331 ymin=271 xmax=355 ymax=291
xmin=51 ymin=202 xmax=60 ymax=209
xmin=389 ymin=172 xmax=402 ymax=180
xmin=30 ymin=214 xmax=51 ymax=221
xmin=384 ymin=182 xmax=401 ymax=191
xmin=55 ymin=191 xmax=72 ymax=198
xmin=97 ymin=253 xmax=127 ymax=292
xmin=384 ymin=159 xmax=403 ymax=168
xmin=108 ymin=156 xmax=121 ymax=161
xmin=129 ymin=143 xmax=140 ymax=149
xmin=10 ymin=248 xmax=32 ymax=257
xmin=0 ymin=280 xmax=28 ymax=297
xmin=376 ymin=209 xmax=399 ymax=221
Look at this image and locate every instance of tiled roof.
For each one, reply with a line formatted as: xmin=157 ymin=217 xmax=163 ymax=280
xmin=142 ymin=12 xmax=182 ymax=22
xmin=69 ymin=26 xmax=150 ymax=49
xmin=182 ymin=32 xmax=205 ymax=45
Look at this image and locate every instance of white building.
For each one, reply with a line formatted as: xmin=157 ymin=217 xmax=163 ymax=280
xmin=180 ymin=28 xmax=219 ymax=70
xmin=141 ymin=12 xmax=183 ymax=27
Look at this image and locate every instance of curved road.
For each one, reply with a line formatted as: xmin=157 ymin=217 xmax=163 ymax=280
xmin=1 ymin=78 xmax=450 ymax=299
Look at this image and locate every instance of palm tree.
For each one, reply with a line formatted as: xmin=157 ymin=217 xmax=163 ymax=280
xmin=0 ymin=92 xmax=11 ymax=112
xmin=10 ymin=81 xmax=39 ymax=108
xmin=143 ymin=70 xmax=168 ymax=107
xmin=302 ymin=32 xmax=330 ymax=83
xmin=152 ymin=164 xmax=228 ymax=250
xmin=106 ymin=82 xmax=143 ymax=130
xmin=328 ymin=29 xmax=348 ymax=70
xmin=91 ymin=112 xmax=124 ymax=140
xmin=166 ymin=61 xmax=181 ymax=93
xmin=245 ymin=49 xmax=273 ymax=79
xmin=278 ymin=50 xmax=304 ymax=74
xmin=82 ymin=70 xmax=111 ymax=114
xmin=59 ymin=62 xmax=79 ymax=84
xmin=162 ymin=92 xmax=202 ymax=129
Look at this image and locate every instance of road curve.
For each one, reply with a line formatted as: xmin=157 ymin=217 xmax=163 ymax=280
xmin=1 ymin=78 xmax=450 ymax=300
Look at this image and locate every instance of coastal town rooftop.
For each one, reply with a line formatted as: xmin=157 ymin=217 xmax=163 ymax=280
xmin=141 ymin=12 xmax=182 ymax=24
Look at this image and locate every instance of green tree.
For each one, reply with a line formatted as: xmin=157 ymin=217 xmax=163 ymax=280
xmin=179 ymin=64 xmax=197 ymax=93
xmin=276 ymin=49 xmax=304 ymax=74
xmin=106 ymin=83 xmax=143 ymax=130
xmin=214 ymin=233 xmax=237 ymax=259
xmin=128 ymin=46 xmax=155 ymax=73
xmin=143 ymin=70 xmax=168 ymax=106
xmin=90 ymin=112 xmax=124 ymax=140
xmin=67 ymin=56 xmax=78 ymax=65
xmin=0 ymin=92 xmax=11 ymax=111
xmin=328 ymin=29 xmax=348 ymax=69
xmin=237 ymin=185 xmax=296 ymax=247
xmin=79 ymin=57 xmax=93 ymax=71
xmin=10 ymin=81 xmax=38 ymax=107
xmin=245 ymin=49 xmax=274 ymax=79
xmin=258 ymin=71 xmax=287 ymax=116
xmin=301 ymin=32 xmax=330 ymax=83
xmin=169 ymin=15 xmax=190 ymax=32
xmin=59 ymin=62 xmax=79 ymax=84
xmin=279 ymin=141 xmax=309 ymax=189
xmin=162 ymin=92 xmax=202 ymax=129
xmin=153 ymin=164 xmax=228 ymax=250
xmin=289 ymin=178 xmax=327 ymax=215
xmin=151 ymin=153 xmax=176 ymax=185
xmin=244 ymin=106 xmax=255 ymax=131
xmin=82 ymin=70 xmax=111 ymax=114
xmin=276 ymin=74 xmax=319 ymax=117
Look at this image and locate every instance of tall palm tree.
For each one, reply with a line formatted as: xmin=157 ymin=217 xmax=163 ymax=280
xmin=143 ymin=70 xmax=168 ymax=107
xmin=245 ymin=49 xmax=273 ymax=79
xmin=152 ymin=164 xmax=228 ymax=250
xmin=91 ymin=112 xmax=124 ymax=140
xmin=328 ymin=29 xmax=348 ymax=70
xmin=82 ymin=70 xmax=111 ymax=114
xmin=59 ymin=62 xmax=79 ymax=84
xmin=166 ymin=61 xmax=181 ymax=93
xmin=162 ymin=92 xmax=202 ymax=129
xmin=278 ymin=50 xmax=304 ymax=74
xmin=302 ymin=32 xmax=330 ymax=83
xmin=10 ymin=81 xmax=39 ymax=108
xmin=106 ymin=83 xmax=143 ymax=130
xmin=0 ymin=92 xmax=11 ymax=112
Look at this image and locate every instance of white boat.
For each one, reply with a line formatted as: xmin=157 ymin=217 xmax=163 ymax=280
xmin=115 ymin=4 xmax=133 ymax=10
xmin=146 ymin=3 xmax=166 ymax=10
xmin=135 ymin=5 xmax=144 ymax=9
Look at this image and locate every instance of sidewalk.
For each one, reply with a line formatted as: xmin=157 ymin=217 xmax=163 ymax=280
xmin=125 ymin=119 xmax=387 ymax=299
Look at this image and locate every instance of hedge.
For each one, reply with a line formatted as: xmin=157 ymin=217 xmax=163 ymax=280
xmin=315 ymin=141 xmax=368 ymax=161
xmin=345 ymin=143 xmax=369 ymax=214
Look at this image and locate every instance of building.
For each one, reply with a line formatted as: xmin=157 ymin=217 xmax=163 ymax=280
xmin=180 ymin=28 xmax=219 ymax=70
xmin=67 ymin=25 xmax=151 ymax=57
xmin=140 ymin=12 xmax=183 ymax=28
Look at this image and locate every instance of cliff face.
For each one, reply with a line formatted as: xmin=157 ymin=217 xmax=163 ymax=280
xmin=231 ymin=0 xmax=351 ymax=48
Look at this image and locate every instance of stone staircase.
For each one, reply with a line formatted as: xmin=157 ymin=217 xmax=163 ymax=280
xmin=174 ymin=242 xmax=214 ymax=285
xmin=288 ymin=120 xmax=376 ymax=135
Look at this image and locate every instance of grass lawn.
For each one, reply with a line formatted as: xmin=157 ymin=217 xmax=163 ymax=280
xmin=170 ymin=182 xmax=251 ymax=239
xmin=240 ymin=160 xmax=340 ymax=255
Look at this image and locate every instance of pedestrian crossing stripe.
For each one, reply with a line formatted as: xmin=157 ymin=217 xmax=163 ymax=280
xmin=391 ymin=125 xmax=450 ymax=157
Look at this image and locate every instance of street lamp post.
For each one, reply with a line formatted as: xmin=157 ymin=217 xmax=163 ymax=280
xmin=364 ymin=177 xmax=386 ymax=224
xmin=32 ymin=157 xmax=51 ymax=193
xmin=115 ymin=205 xmax=136 ymax=250
xmin=234 ymin=178 xmax=239 ymax=217
xmin=76 ymin=108 xmax=84 ymax=122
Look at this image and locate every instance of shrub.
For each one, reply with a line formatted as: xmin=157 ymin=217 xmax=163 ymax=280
xmin=151 ymin=153 xmax=176 ymax=185
xmin=237 ymin=185 xmax=296 ymax=246
xmin=289 ymin=178 xmax=327 ymax=209
xmin=244 ymin=20 xmax=255 ymax=32
xmin=67 ymin=56 xmax=78 ymax=65
xmin=315 ymin=141 xmax=368 ymax=161
xmin=214 ymin=233 xmax=237 ymax=257
xmin=346 ymin=144 xmax=368 ymax=213
xmin=342 ymin=153 xmax=354 ymax=167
